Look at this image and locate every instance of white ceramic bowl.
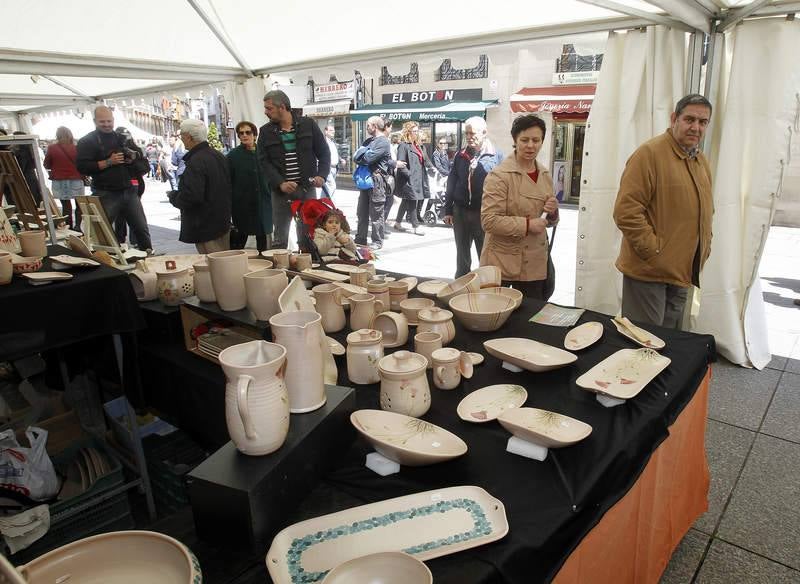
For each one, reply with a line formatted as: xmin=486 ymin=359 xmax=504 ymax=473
xmin=399 ymin=297 xmax=435 ymax=325
xmin=480 ymin=286 xmax=524 ymax=310
xmin=435 ymin=272 xmax=480 ymax=304
xmin=448 ymin=292 xmax=516 ymax=332
xmin=472 ymin=265 xmax=502 ymax=288
xmin=322 ymin=551 xmax=432 ymax=584
xmin=247 ymin=258 xmax=274 ymax=272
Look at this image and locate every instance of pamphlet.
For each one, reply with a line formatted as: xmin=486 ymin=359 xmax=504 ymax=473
xmin=530 ymin=304 xmax=585 ymax=327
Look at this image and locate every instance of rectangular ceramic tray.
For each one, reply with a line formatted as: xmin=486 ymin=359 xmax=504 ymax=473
xmin=575 ymin=348 xmax=671 ymax=400
xmin=266 ymin=485 xmax=508 ymax=584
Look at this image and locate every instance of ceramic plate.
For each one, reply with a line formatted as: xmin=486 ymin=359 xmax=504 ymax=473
xmin=321 ymin=552 xmax=431 ymax=584
xmin=80 ymin=448 xmax=96 ymax=486
xmin=398 ymin=276 xmax=418 ymax=293
xmin=350 ymin=409 xmax=467 ymax=466
xmin=266 ymin=485 xmax=508 ymax=584
xmin=302 ymin=268 xmax=350 ymax=282
xmin=612 ymin=317 xmax=665 ymax=350
xmin=327 ymin=263 xmax=365 ymax=274
xmin=49 ymin=254 xmax=100 ymax=268
xmin=576 ymin=348 xmax=672 ymax=400
xmin=22 ymin=271 xmax=73 ymax=283
xmin=467 ymin=352 xmax=484 ymax=365
xmin=497 ymin=408 xmax=593 ymax=448
xmin=327 ymin=336 xmax=345 ymax=356
xmin=564 ymin=321 xmax=603 ymax=351
xmin=483 ymin=338 xmax=578 ymax=372
xmin=261 ymin=249 xmax=290 ymax=258
xmin=279 ymin=276 xmax=317 ymax=312
xmin=457 ymin=384 xmax=527 ymax=423
xmin=67 ymin=234 xmax=92 ymax=258
xmin=416 ymin=279 xmax=449 ymax=296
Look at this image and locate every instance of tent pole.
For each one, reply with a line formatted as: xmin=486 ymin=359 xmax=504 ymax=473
xmin=185 ymin=0 xmax=253 ymax=77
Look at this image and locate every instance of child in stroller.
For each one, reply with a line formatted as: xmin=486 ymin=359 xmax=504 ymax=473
xmin=421 ymin=168 xmax=448 ymax=226
xmin=291 ymin=197 xmax=373 ymax=264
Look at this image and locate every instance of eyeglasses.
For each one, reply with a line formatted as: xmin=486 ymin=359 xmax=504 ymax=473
xmin=237 ymin=129 xmax=253 ymax=136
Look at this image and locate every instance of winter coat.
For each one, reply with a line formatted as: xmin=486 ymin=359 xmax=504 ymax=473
xmin=444 ymin=142 xmax=503 ymax=215
xmin=76 ymin=129 xmax=132 ymax=191
xmin=313 ymin=229 xmax=357 ymax=256
xmin=395 ymin=142 xmax=430 ymax=201
xmin=227 ymin=145 xmax=272 ymax=237
xmin=43 ymin=143 xmax=82 ymax=180
xmin=256 ymin=113 xmax=330 ymax=192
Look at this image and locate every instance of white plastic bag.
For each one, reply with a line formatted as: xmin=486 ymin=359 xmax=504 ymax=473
xmin=0 ymin=427 xmax=60 ymax=501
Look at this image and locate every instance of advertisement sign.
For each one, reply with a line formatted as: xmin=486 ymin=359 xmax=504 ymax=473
xmin=552 ymin=71 xmax=599 ymax=85
xmin=382 ymin=88 xmax=482 ymax=104
xmin=314 ymin=82 xmax=355 ymax=102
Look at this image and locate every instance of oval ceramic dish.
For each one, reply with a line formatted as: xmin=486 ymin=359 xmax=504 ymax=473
xmin=321 ymin=552 xmax=432 ymax=584
xmin=302 ymin=268 xmax=350 ymax=282
xmin=611 ymin=317 xmax=665 ymax=350
xmin=350 ymin=409 xmax=467 ymax=466
xmin=398 ymin=276 xmax=418 ymax=293
xmin=483 ymin=338 xmax=577 ymax=372
xmin=497 ymin=407 xmax=593 ymax=448
xmin=456 ymin=384 xmax=527 ymax=423
xmin=22 ymin=271 xmax=72 ymax=284
xmin=326 ymin=263 xmax=366 ymax=274
xmin=49 ymin=255 xmax=100 ymax=269
xmin=575 ymin=348 xmax=672 ymax=400
xmin=564 ymin=321 xmax=603 ymax=351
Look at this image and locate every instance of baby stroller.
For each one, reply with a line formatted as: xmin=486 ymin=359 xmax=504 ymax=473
xmin=423 ymin=169 xmax=448 ymax=226
xmin=290 ymin=197 xmax=372 ymax=265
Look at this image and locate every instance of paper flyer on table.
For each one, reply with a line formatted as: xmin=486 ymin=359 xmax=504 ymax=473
xmin=530 ymin=304 xmax=585 ymax=327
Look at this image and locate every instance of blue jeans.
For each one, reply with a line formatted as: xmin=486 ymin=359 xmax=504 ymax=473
xmin=92 ymin=187 xmax=152 ymax=250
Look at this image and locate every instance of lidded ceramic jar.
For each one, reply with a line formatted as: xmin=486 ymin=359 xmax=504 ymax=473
xmin=377 ymin=350 xmax=431 ymax=418
xmin=416 ymin=307 xmax=456 ymax=346
xmin=346 ymin=329 xmax=383 ymax=385
xmin=156 ymin=260 xmax=194 ymax=306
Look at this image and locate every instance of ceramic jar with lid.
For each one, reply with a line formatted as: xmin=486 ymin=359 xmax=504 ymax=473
xmin=417 ymin=307 xmax=456 ymax=346
xmin=156 ymin=260 xmax=194 ymax=306
xmin=431 ymin=347 xmax=474 ymax=390
xmin=366 ymin=279 xmax=390 ymax=315
xmin=377 ymin=350 xmax=431 ymax=418
xmin=346 ymin=329 xmax=383 ymax=385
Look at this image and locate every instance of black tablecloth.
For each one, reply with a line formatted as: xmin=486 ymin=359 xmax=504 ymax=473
xmin=322 ymin=285 xmax=715 ymax=584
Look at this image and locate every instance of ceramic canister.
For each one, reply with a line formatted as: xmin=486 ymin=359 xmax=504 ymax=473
xmin=417 ymin=307 xmax=456 ymax=346
xmin=208 ymin=250 xmax=248 ymax=311
xmin=414 ymin=331 xmax=442 ymax=370
xmin=244 ymin=268 xmax=288 ymax=321
xmin=366 ymin=279 xmax=390 ymax=314
xmin=193 ymin=260 xmax=215 ymax=303
xmin=378 ymin=350 xmax=431 ymax=418
xmin=431 ymin=347 xmax=474 ymax=390
xmin=346 ymin=329 xmax=383 ymax=385
xmin=0 ymin=252 xmax=12 ymax=285
xmin=387 ymin=281 xmax=409 ymax=312
xmin=156 ymin=260 xmax=194 ymax=307
xmin=18 ymin=230 xmax=47 ymax=258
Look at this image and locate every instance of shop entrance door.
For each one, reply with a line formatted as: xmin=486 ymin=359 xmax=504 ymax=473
xmin=552 ymin=119 xmax=586 ymax=204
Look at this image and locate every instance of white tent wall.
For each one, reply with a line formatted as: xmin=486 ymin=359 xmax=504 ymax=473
xmin=229 ymin=77 xmax=268 ymax=129
xmin=574 ymin=26 xmax=687 ymax=316
xmin=694 ymin=17 xmax=800 ymax=369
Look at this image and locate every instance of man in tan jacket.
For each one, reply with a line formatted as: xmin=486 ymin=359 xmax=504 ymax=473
xmin=613 ymin=94 xmax=714 ymax=329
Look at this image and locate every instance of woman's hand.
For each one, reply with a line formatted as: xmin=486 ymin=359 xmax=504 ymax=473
xmin=543 ymin=196 xmax=559 ymax=214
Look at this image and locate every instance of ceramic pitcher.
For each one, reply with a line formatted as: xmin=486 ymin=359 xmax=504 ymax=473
xmin=245 ymin=268 xmax=288 ymax=321
xmin=349 ymin=293 xmax=385 ymax=331
xmin=208 ymin=250 xmax=248 ymax=311
xmin=268 ymin=311 xmax=328 ymax=413
xmin=218 ymin=340 xmax=290 ymax=456
xmin=346 ymin=329 xmax=383 ymax=385
xmin=193 ymin=259 xmax=215 ymax=303
xmin=431 ymin=347 xmax=474 ymax=390
xmin=156 ymin=260 xmax=194 ymax=307
xmin=312 ymin=283 xmax=346 ymax=333
xmin=378 ymin=351 xmax=431 ymax=418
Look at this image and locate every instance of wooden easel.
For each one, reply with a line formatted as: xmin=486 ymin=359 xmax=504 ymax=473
xmin=0 ymin=151 xmax=45 ymax=231
xmin=74 ymin=195 xmax=128 ymax=267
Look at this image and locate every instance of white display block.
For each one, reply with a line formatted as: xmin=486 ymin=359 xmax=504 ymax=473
xmin=365 ymin=451 xmax=400 ymax=476
xmin=506 ymin=436 xmax=548 ymax=461
xmin=596 ymin=394 xmax=626 ymax=408
xmin=501 ymin=361 xmax=524 ymax=373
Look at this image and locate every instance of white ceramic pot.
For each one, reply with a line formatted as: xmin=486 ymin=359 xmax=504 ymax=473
xmin=378 ymin=351 xmax=431 ymax=418
xmin=156 ymin=261 xmax=194 ymax=306
xmin=192 ymin=260 xmax=216 ymax=303
xmin=244 ymin=268 xmax=288 ymax=321
xmin=349 ymin=293 xmax=384 ymax=331
xmin=293 ymin=253 xmax=312 ymax=271
xmin=346 ymin=329 xmax=383 ymax=385
xmin=271 ymin=250 xmax=290 ymax=269
xmin=0 ymin=252 xmax=12 ymax=285
xmin=413 ymin=331 xmax=442 ymax=370
xmin=218 ymin=340 xmax=290 ymax=456
xmin=312 ymin=283 xmax=346 ymax=333
xmin=417 ymin=307 xmax=456 ymax=346
xmin=387 ymin=281 xmax=409 ymax=312
xmin=208 ymin=250 xmax=248 ymax=311
xmin=268 ymin=311 xmax=327 ymax=413
xmin=18 ymin=230 xmax=47 ymax=258
xmin=431 ymin=347 xmax=474 ymax=390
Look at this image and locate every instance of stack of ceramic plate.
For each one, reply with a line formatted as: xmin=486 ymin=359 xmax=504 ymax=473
xmin=197 ymin=331 xmax=252 ymax=359
xmin=60 ymin=446 xmax=111 ymax=500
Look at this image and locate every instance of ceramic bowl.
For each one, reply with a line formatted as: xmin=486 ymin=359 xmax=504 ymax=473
xmin=416 ymin=279 xmax=449 ymax=297
xmin=12 ymin=256 xmax=42 ymax=275
xmin=483 ymin=338 xmax=578 ymax=372
xmin=399 ymin=297 xmax=435 ymax=325
xmin=472 ymin=265 xmax=502 ymax=289
xmin=322 ymin=551 xmax=432 ymax=584
xmin=18 ymin=530 xmax=200 ymax=583
xmin=435 ymin=272 xmax=480 ymax=304
xmin=350 ymin=409 xmax=467 ymax=466
xmin=247 ymin=258 xmax=274 ymax=272
xmin=480 ymin=286 xmax=524 ymax=310
xmin=497 ymin=407 xmax=593 ymax=448
xmin=370 ymin=311 xmax=409 ymax=348
xmin=448 ymin=292 xmax=516 ymax=332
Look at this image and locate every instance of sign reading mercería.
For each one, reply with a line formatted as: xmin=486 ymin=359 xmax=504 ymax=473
xmin=382 ymin=88 xmax=482 ymax=104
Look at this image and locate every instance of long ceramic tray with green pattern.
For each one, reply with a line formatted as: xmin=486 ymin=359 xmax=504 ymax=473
xmin=266 ymin=485 xmax=508 ymax=584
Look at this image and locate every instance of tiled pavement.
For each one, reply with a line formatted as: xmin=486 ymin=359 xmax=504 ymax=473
xmin=142 ymin=180 xmax=800 ymax=583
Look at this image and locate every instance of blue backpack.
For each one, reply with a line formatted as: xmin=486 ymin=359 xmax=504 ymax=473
xmin=352 ymin=165 xmax=374 ymax=190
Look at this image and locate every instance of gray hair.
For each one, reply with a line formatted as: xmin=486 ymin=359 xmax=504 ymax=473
xmin=180 ymin=119 xmax=208 ymax=143
xmin=263 ymin=90 xmax=291 ymax=110
xmin=464 ymin=116 xmax=487 ymax=133
xmin=366 ymin=116 xmax=385 ymax=131
xmin=675 ymin=94 xmax=712 ymax=116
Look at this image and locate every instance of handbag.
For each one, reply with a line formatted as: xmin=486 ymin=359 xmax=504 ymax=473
xmin=352 ymin=164 xmax=374 ymax=190
xmin=56 ymin=143 xmax=91 ymax=186
xmin=544 ymin=224 xmax=557 ymax=301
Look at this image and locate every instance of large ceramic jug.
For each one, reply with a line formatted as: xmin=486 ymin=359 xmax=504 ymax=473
xmin=312 ymin=283 xmax=346 ymax=333
xmin=245 ymin=268 xmax=288 ymax=321
xmin=268 ymin=311 xmax=328 ymax=413
xmin=377 ymin=351 xmax=431 ymax=418
xmin=349 ymin=293 xmax=385 ymax=331
xmin=208 ymin=250 xmax=248 ymax=311
xmin=218 ymin=340 xmax=290 ymax=456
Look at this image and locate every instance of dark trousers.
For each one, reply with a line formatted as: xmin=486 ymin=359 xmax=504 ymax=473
xmin=416 ymin=199 xmax=434 ymax=221
xmin=502 ymin=279 xmax=547 ymax=300
xmin=356 ymin=189 xmax=385 ymax=245
xmin=395 ymin=199 xmax=419 ymax=228
xmin=271 ymin=184 xmax=316 ymax=249
xmin=96 ymin=187 xmax=151 ymax=250
xmin=230 ymin=229 xmax=268 ymax=252
xmin=621 ymin=275 xmax=689 ymax=329
xmin=453 ymin=206 xmax=485 ymax=278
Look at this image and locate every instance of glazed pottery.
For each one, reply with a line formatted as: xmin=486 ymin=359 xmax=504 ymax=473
xmin=457 ymin=384 xmax=528 ymax=423
xmin=349 ymin=293 xmax=384 ymax=331
xmin=192 ymin=260 xmax=216 ymax=302
xmin=399 ymin=297 xmax=435 ymax=326
xmin=377 ymin=351 xmax=431 ymax=418
xmin=18 ymin=230 xmax=47 ymax=257
xmin=498 ymin=408 xmax=593 ymax=448
xmin=143 ymin=253 xmax=204 ymax=273
xmin=17 ymin=530 xmax=201 ymax=584
xmin=481 ymin=286 xmax=524 ymax=309
xmin=247 ymin=259 xmax=274 ymax=273
xmin=612 ymin=316 xmax=666 ymax=350
xmin=350 ymin=409 xmax=467 ymax=466
xmin=413 ymin=331 xmax=442 ymax=369
xmin=436 ymin=272 xmax=480 ymax=304
xmin=327 ymin=263 xmax=367 ymax=274
xmin=244 ymin=249 xmax=260 ymax=258
xmin=312 ymin=283 xmax=346 ymax=333
xmin=278 ymin=275 xmax=316 ymax=312
xmin=208 ymin=250 xmax=248 ymax=311
xmin=448 ymin=292 xmax=516 ymax=332
xmin=67 ymin=234 xmax=92 ymax=258
xmin=483 ymin=338 xmax=577 ymax=372
xmin=129 ymin=268 xmax=158 ymax=301
xmin=366 ymin=279 xmax=390 ymax=314
xmin=266 ymin=486 xmax=508 ymax=584
xmin=293 ymin=253 xmax=312 ymax=271
xmin=11 ymin=256 xmax=42 ymax=275
xmin=218 ymin=341 xmax=290 ymax=455
xmin=302 ymin=268 xmax=349 ymax=283
xmin=387 ymin=281 xmax=409 ymax=311
xmin=244 ymin=268 xmax=288 ymax=321
xmin=370 ymin=311 xmax=409 ymax=348
xmin=270 ymin=249 xmax=290 ymax=269
xmin=471 ymin=265 xmax=502 ymax=289
xmin=416 ymin=307 xmax=456 ymax=346
xmin=416 ymin=279 xmax=448 ymax=296
xmin=0 ymin=252 xmax=12 ymax=285
xmin=269 ymin=311 xmax=328 ymax=413
xmin=575 ymin=348 xmax=671 ymax=400
xmin=431 ymin=347 xmax=473 ymax=390
xmin=348 ymin=268 xmax=369 ymax=288
xmin=564 ymin=321 xmax=603 ymax=351
xmin=346 ymin=329 xmax=383 ymax=385
xmin=49 ymin=254 xmax=100 ymax=269
xmin=156 ymin=260 xmax=194 ymax=307
xmin=321 ymin=552 xmax=431 ymax=584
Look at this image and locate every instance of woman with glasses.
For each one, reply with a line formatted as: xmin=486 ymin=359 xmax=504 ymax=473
xmin=227 ymin=121 xmax=272 ymax=251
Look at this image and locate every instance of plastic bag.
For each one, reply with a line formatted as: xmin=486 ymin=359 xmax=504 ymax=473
xmin=0 ymin=428 xmax=59 ymax=502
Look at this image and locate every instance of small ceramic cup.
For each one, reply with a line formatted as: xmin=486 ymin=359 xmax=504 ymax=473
xmin=272 ymin=250 xmax=290 ymax=269
xmin=294 ymin=253 xmax=312 ymax=271
xmin=349 ymin=268 xmax=369 ymax=288
xmin=414 ymin=331 xmax=442 ymax=369
xmin=431 ymin=347 xmax=474 ymax=390
xmin=18 ymin=230 xmax=47 ymax=257
xmin=0 ymin=252 xmax=12 ymax=285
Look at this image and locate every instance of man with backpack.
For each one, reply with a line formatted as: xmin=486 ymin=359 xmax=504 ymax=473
xmin=352 ymin=116 xmax=391 ymax=250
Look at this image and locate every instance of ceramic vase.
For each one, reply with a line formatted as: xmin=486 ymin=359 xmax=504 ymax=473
xmin=414 ymin=331 xmax=442 ymax=370
xmin=218 ymin=340 xmax=290 ymax=456
xmin=208 ymin=250 xmax=248 ymax=311
xmin=346 ymin=329 xmax=383 ymax=385
xmin=268 ymin=311 xmax=328 ymax=413
xmin=156 ymin=260 xmax=194 ymax=306
xmin=377 ymin=351 xmax=431 ymax=418
xmin=193 ymin=260 xmax=216 ymax=303
xmin=0 ymin=252 xmax=12 ymax=285
xmin=245 ymin=268 xmax=288 ymax=321
xmin=349 ymin=293 xmax=384 ymax=331
xmin=312 ymin=283 xmax=346 ymax=333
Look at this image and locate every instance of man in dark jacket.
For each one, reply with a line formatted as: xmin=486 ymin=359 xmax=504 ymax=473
xmin=76 ymin=105 xmax=153 ymax=252
xmin=256 ymin=90 xmax=330 ymax=250
xmin=353 ymin=116 xmax=391 ymax=249
xmin=443 ymin=117 xmax=503 ymax=278
xmin=167 ymin=119 xmax=232 ymax=253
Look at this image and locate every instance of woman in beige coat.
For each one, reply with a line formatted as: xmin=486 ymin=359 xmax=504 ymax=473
xmin=479 ymin=115 xmax=559 ymax=299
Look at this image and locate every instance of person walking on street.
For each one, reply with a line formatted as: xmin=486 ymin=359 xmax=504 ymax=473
xmin=170 ymin=134 xmax=186 ymax=188
xmin=324 ymin=124 xmax=340 ymax=198
xmin=353 ymin=116 xmax=391 ymax=250
xmin=391 ymin=122 xmax=428 ymax=236
xmin=257 ymin=90 xmax=330 ymax=250
xmin=613 ymin=94 xmax=714 ymax=329
xmin=381 ymin=120 xmax=406 ymax=232
xmin=432 ymin=138 xmax=452 ymax=177
xmin=228 ymin=121 xmax=272 ymax=252
xmin=444 ymin=116 xmax=503 ymax=277
xmin=43 ymin=126 xmax=83 ymax=228
xmin=145 ymin=141 xmax=160 ymax=179
xmin=113 ymin=127 xmax=150 ymax=249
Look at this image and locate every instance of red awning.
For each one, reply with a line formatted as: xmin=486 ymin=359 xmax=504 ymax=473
xmin=509 ymin=84 xmax=595 ymax=114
